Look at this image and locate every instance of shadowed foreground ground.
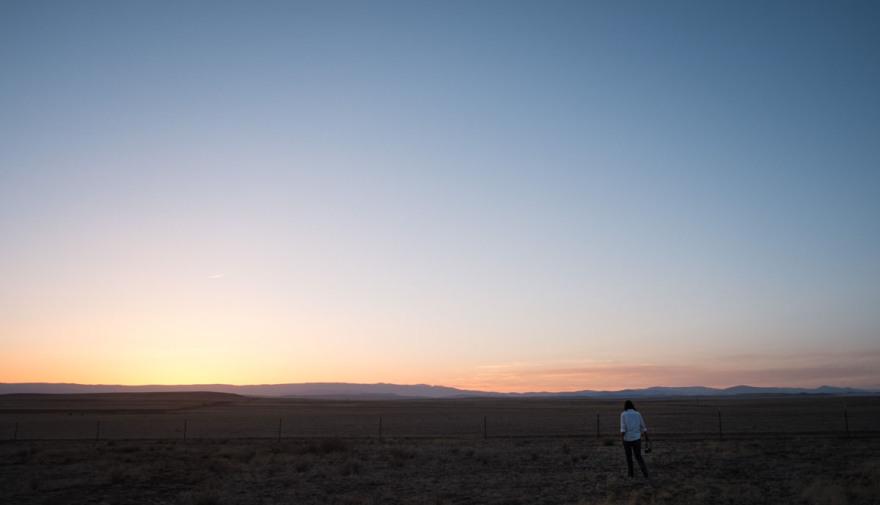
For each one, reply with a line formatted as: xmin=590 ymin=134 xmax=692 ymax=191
xmin=2 ymin=436 xmax=878 ymax=505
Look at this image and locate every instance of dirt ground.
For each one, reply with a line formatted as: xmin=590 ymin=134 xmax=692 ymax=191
xmin=2 ymin=435 xmax=879 ymax=505
xmin=2 ymin=395 xmax=879 ymax=504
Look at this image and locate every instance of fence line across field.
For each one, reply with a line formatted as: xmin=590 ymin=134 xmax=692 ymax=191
xmin=2 ymin=408 xmax=875 ymax=442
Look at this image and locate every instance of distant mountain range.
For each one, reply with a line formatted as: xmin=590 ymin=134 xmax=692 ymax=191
xmin=0 ymin=382 xmax=874 ymax=398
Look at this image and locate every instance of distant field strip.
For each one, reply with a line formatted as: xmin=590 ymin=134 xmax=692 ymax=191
xmin=1 ymin=395 xmax=878 ymax=441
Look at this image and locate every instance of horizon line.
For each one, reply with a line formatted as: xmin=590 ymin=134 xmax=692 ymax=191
xmin=2 ymin=380 xmax=877 ymax=395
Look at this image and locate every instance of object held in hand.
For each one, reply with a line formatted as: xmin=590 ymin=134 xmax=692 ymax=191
xmin=644 ymin=439 xmax=653 ymax=453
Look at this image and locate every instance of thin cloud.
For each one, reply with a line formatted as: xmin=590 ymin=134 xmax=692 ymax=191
xmin=460 ymin=350 xmax=880 ymax=392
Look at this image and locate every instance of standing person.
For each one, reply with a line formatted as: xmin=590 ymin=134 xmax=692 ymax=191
xmin=620 ymin=400 xmax=650 ymax=479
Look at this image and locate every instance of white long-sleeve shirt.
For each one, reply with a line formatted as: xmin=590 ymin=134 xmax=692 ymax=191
xmin=620 ymin=409 xmax=647 ymax=442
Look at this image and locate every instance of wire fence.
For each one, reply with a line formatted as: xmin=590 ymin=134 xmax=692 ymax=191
xmin=2 ymin=407 xmax=877 ymax=441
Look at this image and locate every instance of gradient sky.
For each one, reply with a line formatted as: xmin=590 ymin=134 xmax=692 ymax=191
xmin=2 ymin=0 xmax=879 ymax=391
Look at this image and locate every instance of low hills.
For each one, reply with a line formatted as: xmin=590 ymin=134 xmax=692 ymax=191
xmin=0 ymin=382 xmax=872 ymax=398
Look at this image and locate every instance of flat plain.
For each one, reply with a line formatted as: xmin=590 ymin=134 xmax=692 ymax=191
xmin=1 ymin=394 xmax=878 ymax=504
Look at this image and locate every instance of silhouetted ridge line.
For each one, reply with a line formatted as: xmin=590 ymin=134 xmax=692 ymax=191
xmin=0 ymin=382 xmax=874 ymax=398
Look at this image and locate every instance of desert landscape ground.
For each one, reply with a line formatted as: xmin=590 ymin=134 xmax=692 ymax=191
xmin=2 ymin=393 xmax=879 ymax=504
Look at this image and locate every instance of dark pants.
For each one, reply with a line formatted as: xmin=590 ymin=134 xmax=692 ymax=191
xmin=623 ymin=439 xmax=649 ymax=478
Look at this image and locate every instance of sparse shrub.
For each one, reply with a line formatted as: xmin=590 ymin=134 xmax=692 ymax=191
xmin=386 ymin=446 xmax=416 ymax=468
xmin=179 ymin=488 xmax=224 ymax=505
xmin=108 ymin=468 xmax=127 ymax=485
xmin=191 ymin=491 xmax=222 ymax=505
xmin=473 ymin=451 xmax=491 ymax=465
xmin=303 ymin=438 xmax=349 ymax=455
xmin=336 ymin=495 xmax=372 ymax=505
xmin=339 ymin=460 xmax=362 ymax=476
xmin=208 ymin=458 xmax=233 ymax=475
xmin=295 ymin=459 xmax=312 ymax=473
xmin=217 ymin=445 xmax=256 ymax=463
xmin=561 ymin=442 xmax=571 ymax=454
xmin=10 ymin=447 xmax=31 ymax=464
xmin=237 ymin=448 xmax=257 ymax=463
xmin=602 ymin=438 xmax=615 ymax=447
xmin=113 ymin=444 xmax=140 ymax=454
xmin=266 ymin=463 xmax=280 ymax=477
xmin=802 ymin=479 xmax=849 ymax=505
xmin=33 ymin=449 xmax=75 ymax=465
xmin=388 ymin=447 xmax=414 ymax=460
xmin=320 ymin=438 xmax=349 ymax=454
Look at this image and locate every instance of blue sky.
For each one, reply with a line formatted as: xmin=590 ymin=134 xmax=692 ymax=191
xmin=1 ymin=1 xmax=879 ymax=389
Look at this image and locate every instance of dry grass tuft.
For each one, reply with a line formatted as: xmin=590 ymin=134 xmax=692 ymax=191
xmin=302 ymin=438 xmax=349 ymax=455
xmin=181 ymin=489 xmax=223 ymax=505
xmin=339 ymin=460 xmax=362 ymax=476
xmin=802 ymin=479 xmax=849 ymax=505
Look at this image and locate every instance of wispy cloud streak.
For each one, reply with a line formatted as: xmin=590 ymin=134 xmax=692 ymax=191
xmin=457 ymin=351 xmax=880 ymax=392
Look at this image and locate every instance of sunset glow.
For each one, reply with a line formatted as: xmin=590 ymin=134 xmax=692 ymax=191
xmin=2 ymin=1 xmax=879 ymax=392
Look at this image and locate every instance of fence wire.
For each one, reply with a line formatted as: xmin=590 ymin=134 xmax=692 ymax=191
xmin=2 ymin=407 xmax=877 ymax=441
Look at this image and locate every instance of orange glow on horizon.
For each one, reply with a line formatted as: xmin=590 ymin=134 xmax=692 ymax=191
xmin=4 ymin=351 xmax=879 ymax=392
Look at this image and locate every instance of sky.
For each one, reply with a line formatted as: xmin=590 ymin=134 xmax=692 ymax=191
xmin=1 ymin=0 xmax=879 ymax=391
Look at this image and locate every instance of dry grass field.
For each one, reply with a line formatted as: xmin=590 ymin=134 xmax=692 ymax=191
xmin=1 ymin=394 xmax=879 ymax=504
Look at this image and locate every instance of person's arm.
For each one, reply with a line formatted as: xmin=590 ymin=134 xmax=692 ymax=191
xmin=620 ymin=412 xmax=626 ymax=440
xmin=640 ymin=413 xmax=649 ymax=440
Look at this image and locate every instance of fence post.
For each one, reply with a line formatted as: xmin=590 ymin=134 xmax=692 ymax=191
xmin=717 ymin=410 xmax=723 ymax=440
xmin=378 ymin=416 xmax=383 ymax=439
xmin=482 ymin=416 xmax=487 ymax=439
xmin=14 ymin=421 xmax=18 ymax=441
xmin=95 ymin=420 xmax=101 ymax=441
xmin=844 ymin=409 xmax=850 ymax=438
xmin=277 ymin=418 xmax=283 ymax=441
xmin=183 ymin=419 xmax=188 ymax=441
xmin=596 ymin=414 xmax=600 ymax=439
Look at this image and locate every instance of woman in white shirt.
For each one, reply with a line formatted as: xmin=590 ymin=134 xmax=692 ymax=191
xmin=620 ymin=400 xmax=650 ymax=478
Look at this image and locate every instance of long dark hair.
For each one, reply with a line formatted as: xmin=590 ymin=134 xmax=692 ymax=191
xmin=624 ymin=400 xmax=636 ymax=411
